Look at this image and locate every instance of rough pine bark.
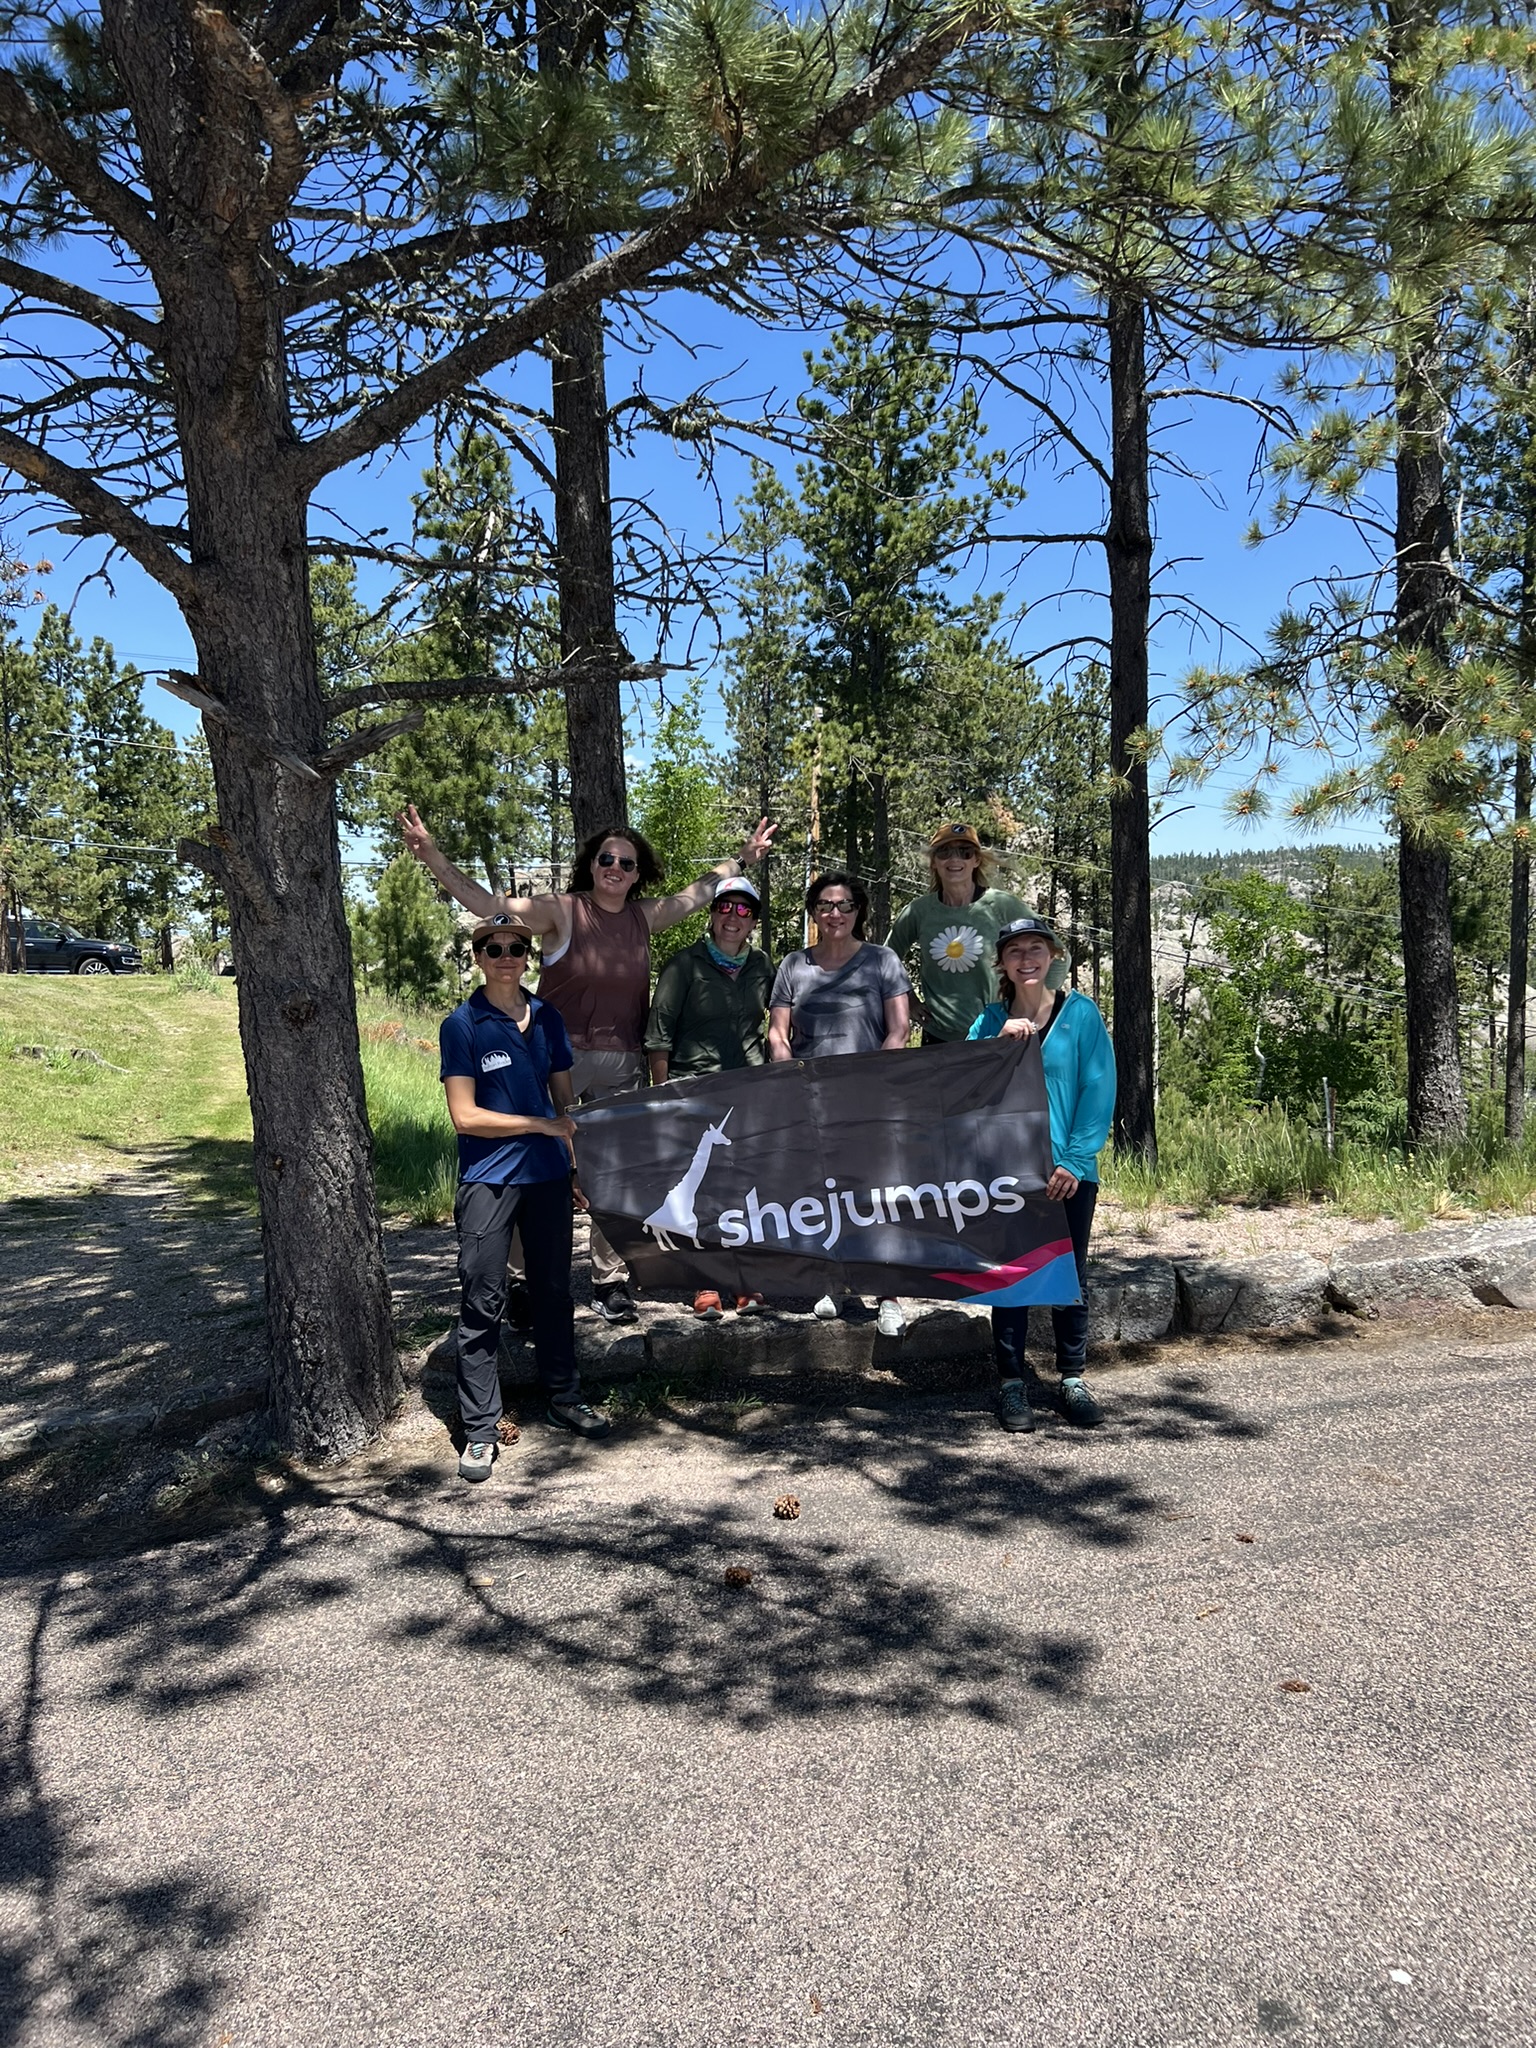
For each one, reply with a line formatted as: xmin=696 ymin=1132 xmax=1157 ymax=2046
xmin=1106 ymin=287 xmax=1157 ymax=1164
xmin=106 ymin=0 xmax=399 ymax=1456
xmin=1393 ymin=347 xmax=1467 ymax=1144
xmin=538 ymin=0 xmax=627 ymax=841
xmin=546 ymin=250 xmax=628 ymax=840
xmin=1507 ymin=740 xmax=1531 ymax=1141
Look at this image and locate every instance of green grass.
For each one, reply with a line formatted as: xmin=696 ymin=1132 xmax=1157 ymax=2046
xmin=357 ymin=1006 xmax=457 ymax=1223
xmin=0 ymin=973 xmax=252 ymax=1200
xmin=1101 ymin=1094 xmax=1536 ymax=1228
xmin=0 ymin=976 xmax=458 ymax=1220
xmin=15 ymin=975 xmax=1536 ymax=1236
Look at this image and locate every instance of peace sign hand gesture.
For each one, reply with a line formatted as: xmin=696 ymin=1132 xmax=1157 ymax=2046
xmin=397 ymin=804 xmax=437 ymax=864
xmin=738 ymin=817 xmax=778 ymax=865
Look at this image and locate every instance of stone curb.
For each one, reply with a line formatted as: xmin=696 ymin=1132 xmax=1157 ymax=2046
xmin=0 ymin=1375 xmax=269 ymax=1464
xmin=14 ymin=1216 xmax=1536 ymax=1457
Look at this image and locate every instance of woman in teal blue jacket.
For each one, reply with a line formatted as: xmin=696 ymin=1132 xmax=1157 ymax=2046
xmin=968 ymin=916 xmax=1116 ymax=1432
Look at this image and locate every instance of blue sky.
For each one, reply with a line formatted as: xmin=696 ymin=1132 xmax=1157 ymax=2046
xmin=22 ymin=286 xmax=1388 ymax=859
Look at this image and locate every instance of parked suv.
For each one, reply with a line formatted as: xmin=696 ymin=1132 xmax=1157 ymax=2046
xmin=3 ymin=916 xmax=143 ymax=975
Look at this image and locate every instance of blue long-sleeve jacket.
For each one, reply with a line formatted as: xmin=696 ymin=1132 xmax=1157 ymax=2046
xmin=967 ymin=990 xmax=1117 ymax=1183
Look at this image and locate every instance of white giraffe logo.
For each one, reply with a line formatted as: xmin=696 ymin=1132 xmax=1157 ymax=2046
xmin=643 ymin=1110 xmax=733 ymax=1250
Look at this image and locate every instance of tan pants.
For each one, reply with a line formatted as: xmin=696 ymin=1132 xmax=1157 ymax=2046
xmin=509 ymin=1048 xmax=646 ymax=1293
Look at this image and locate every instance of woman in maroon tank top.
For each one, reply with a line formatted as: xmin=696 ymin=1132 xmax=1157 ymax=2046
xmin=399 ymin=807 xmax=776 ymax=1320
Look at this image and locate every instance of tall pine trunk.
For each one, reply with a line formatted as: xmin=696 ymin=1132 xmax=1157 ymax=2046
xmin=869 ymin=769 xmax=893 ymax=937
xmin=1387 ymin=2 xmax=1466 ymax=1145
xmin=1106 ymin=287 xmax=1157 ymax=1163
xmin=106 ymin=0 xmax=399 ymax=1459
xmin=1392 ymin=347 xmax=1466 ymax=1143
xmin=538 ymin=0 xmax=626 ymax=841
xmin=1505 ymin=466 xmax=1536 ymax=1141
xmin=190 ymin=479 xmax=398 ymax=1455
xmin=547 ymin=256 xmax=627 ymax=840
xmin=1507 ymin=742 xmax=1531 ymax=1141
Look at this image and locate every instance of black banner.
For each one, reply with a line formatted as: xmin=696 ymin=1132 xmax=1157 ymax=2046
xmin=571 ymin=1036 xmax=1080 ymax=1305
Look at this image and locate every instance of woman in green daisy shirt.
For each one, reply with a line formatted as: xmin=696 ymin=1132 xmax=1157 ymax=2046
xmin=886 ymin=823 xmax=1033 ymax=1043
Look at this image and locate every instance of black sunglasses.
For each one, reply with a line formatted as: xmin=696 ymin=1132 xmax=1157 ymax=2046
xmin=476 ymin=938 xmax=531 ymax=960
xmin=596 ymin=851 xmax=637 ymax=872
xmin=814 ymin=899 xmax=857 ymax=915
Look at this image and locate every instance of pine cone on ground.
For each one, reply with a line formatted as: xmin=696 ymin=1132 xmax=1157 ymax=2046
xmin=773 ymin=1495 xmax=800 ymax=1520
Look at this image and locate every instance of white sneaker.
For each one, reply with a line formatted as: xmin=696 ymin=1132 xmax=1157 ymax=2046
xmin=812 ymin=1294 xmax=841 ymax=1320
xmin=876 ymin=1298 xmax=906 ymax=1339
xmin=458 ymin=1441 xmax=495 ymax=1483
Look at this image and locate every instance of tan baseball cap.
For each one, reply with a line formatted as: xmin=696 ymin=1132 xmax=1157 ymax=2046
xmin=929 ymin=822 xmax=984 ymax=854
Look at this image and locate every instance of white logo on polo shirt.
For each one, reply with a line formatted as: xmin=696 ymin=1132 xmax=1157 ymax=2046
xmin=480 ymin=1050 xmax=512 ymax=1073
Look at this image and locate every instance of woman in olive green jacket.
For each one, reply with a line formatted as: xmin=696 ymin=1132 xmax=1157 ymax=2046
xmin=644 ymin=877 xmax=773 ymax=1319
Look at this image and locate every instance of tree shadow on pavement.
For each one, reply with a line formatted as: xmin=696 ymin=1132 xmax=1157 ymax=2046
xmin=0 ymin=1576 xmax=258 ymax=2048
xmin=361 ymin=1491 xmax=1100 ymax=1730
xmin=0 ymin=1144 xmax=266 ymax=1423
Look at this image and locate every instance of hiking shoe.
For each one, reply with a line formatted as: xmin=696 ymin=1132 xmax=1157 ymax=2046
xmin=812 ymin=1294 xmax=842 ymax=1320
xmin=997 ymin=1379 xmax=1036 ymax=1433
xmin=1059 ymin=1375 xmax=1102 ymax=1427
xmin=876 ymin=1298 xmax=906 ymax=1339
xmin=734 ymin=1292 xmax=767 ymax=1315
xmin=547 ymin=1400 xmax=613 ymax=1440
xmin=504 ymin=1279 xmax=533 ymax=1334
xmin=693 ymin=1289 xmax=724 ymax=1320
xmin=595 ymin=1286 xmax=637 ymax=1324
xmin=458 ymin=1440 xmax=496 ymax=1481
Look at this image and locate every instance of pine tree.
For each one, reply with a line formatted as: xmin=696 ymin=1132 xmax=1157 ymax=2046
xmin=0 ymin=0 xmax=988 ymax=1453
xmin=1177 ymin=4 xmax=1536 ymax=1144
xmin=780 ymin=312 xmax=1019 ymax=934
xmin=722 ymin=471 xmax=810 ymax=956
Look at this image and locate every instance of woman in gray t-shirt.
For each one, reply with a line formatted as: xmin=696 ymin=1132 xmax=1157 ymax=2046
xmin=767 ymin=869 xmax=912 ymax=1331
xmin=767 ymin=869 xmax=911 ymax=1060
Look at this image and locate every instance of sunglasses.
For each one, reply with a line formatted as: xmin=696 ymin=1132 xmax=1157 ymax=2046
xmin=476 ymin=938 xmax=531 ymax=960
xmin=814 ymin=900 xmax=856 ymax=916
xmin=596 ymin=851 xmax=637 ymax=872
xmin=714 ymin=901 xmax=756 ymax=918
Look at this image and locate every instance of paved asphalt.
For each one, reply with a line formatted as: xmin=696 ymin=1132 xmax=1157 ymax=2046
xmin=1 ymin=1320 xmax=1533 ymax=2048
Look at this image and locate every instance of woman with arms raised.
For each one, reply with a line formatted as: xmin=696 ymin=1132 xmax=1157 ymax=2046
xmin=400 ymin=805 xmax=776 ymax=1321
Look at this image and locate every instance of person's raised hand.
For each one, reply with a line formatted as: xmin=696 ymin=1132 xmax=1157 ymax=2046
xmin=548 ymin=1113 xmax=577 ymax=1142
xmin=397 ymin=804 xmax=436 ymax=863
xmin=739 ymin=817 xmax=778 ymax=865
xmin=999 ymin=1015 xmax=1038 ymax=1040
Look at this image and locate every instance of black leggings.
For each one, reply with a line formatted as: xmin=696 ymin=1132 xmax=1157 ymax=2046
xmin=992 ymin=1179 xmax=1097 ymax=1378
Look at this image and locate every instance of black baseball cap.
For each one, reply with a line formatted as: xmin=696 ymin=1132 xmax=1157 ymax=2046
xmin=995 ymin=915 xmax=1062 ymax=958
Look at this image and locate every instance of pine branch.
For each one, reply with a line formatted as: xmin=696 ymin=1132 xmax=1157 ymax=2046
xmin=323 ymin=656 xmax=668 ymax=719
xmin=313 ymin=711 xmax=425 ymax=774
xmin=284 ymin=217 xmax=549 ymax=317
xmin=0 ymin=65 xmax=170 ymax=271
xmin=0 ymin=426 xmax=198 ymax=607
xmin=176 ymin=829 xmax=279 ymax=922
xmin=0 ymin=256 xmax=160 ymax=350
xmin=292 ymin=4 xmax=995 ymax=488
xmin=159 ymin=671 xmax=322 ymax=781
xmin=187 ymin=5 xmax=308 ymax=239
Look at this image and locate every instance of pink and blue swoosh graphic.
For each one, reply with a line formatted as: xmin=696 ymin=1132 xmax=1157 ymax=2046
xmin=932 ymin=1238 xmax=1080 ymax=1307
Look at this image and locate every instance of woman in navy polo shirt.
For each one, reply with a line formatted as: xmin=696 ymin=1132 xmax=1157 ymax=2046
xmin=440 ymin=915 xmax=611 ymax=1479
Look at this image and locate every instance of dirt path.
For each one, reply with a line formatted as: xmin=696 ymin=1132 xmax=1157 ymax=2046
xmin=0 ymin=1152 xmax=459 ymax=1433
